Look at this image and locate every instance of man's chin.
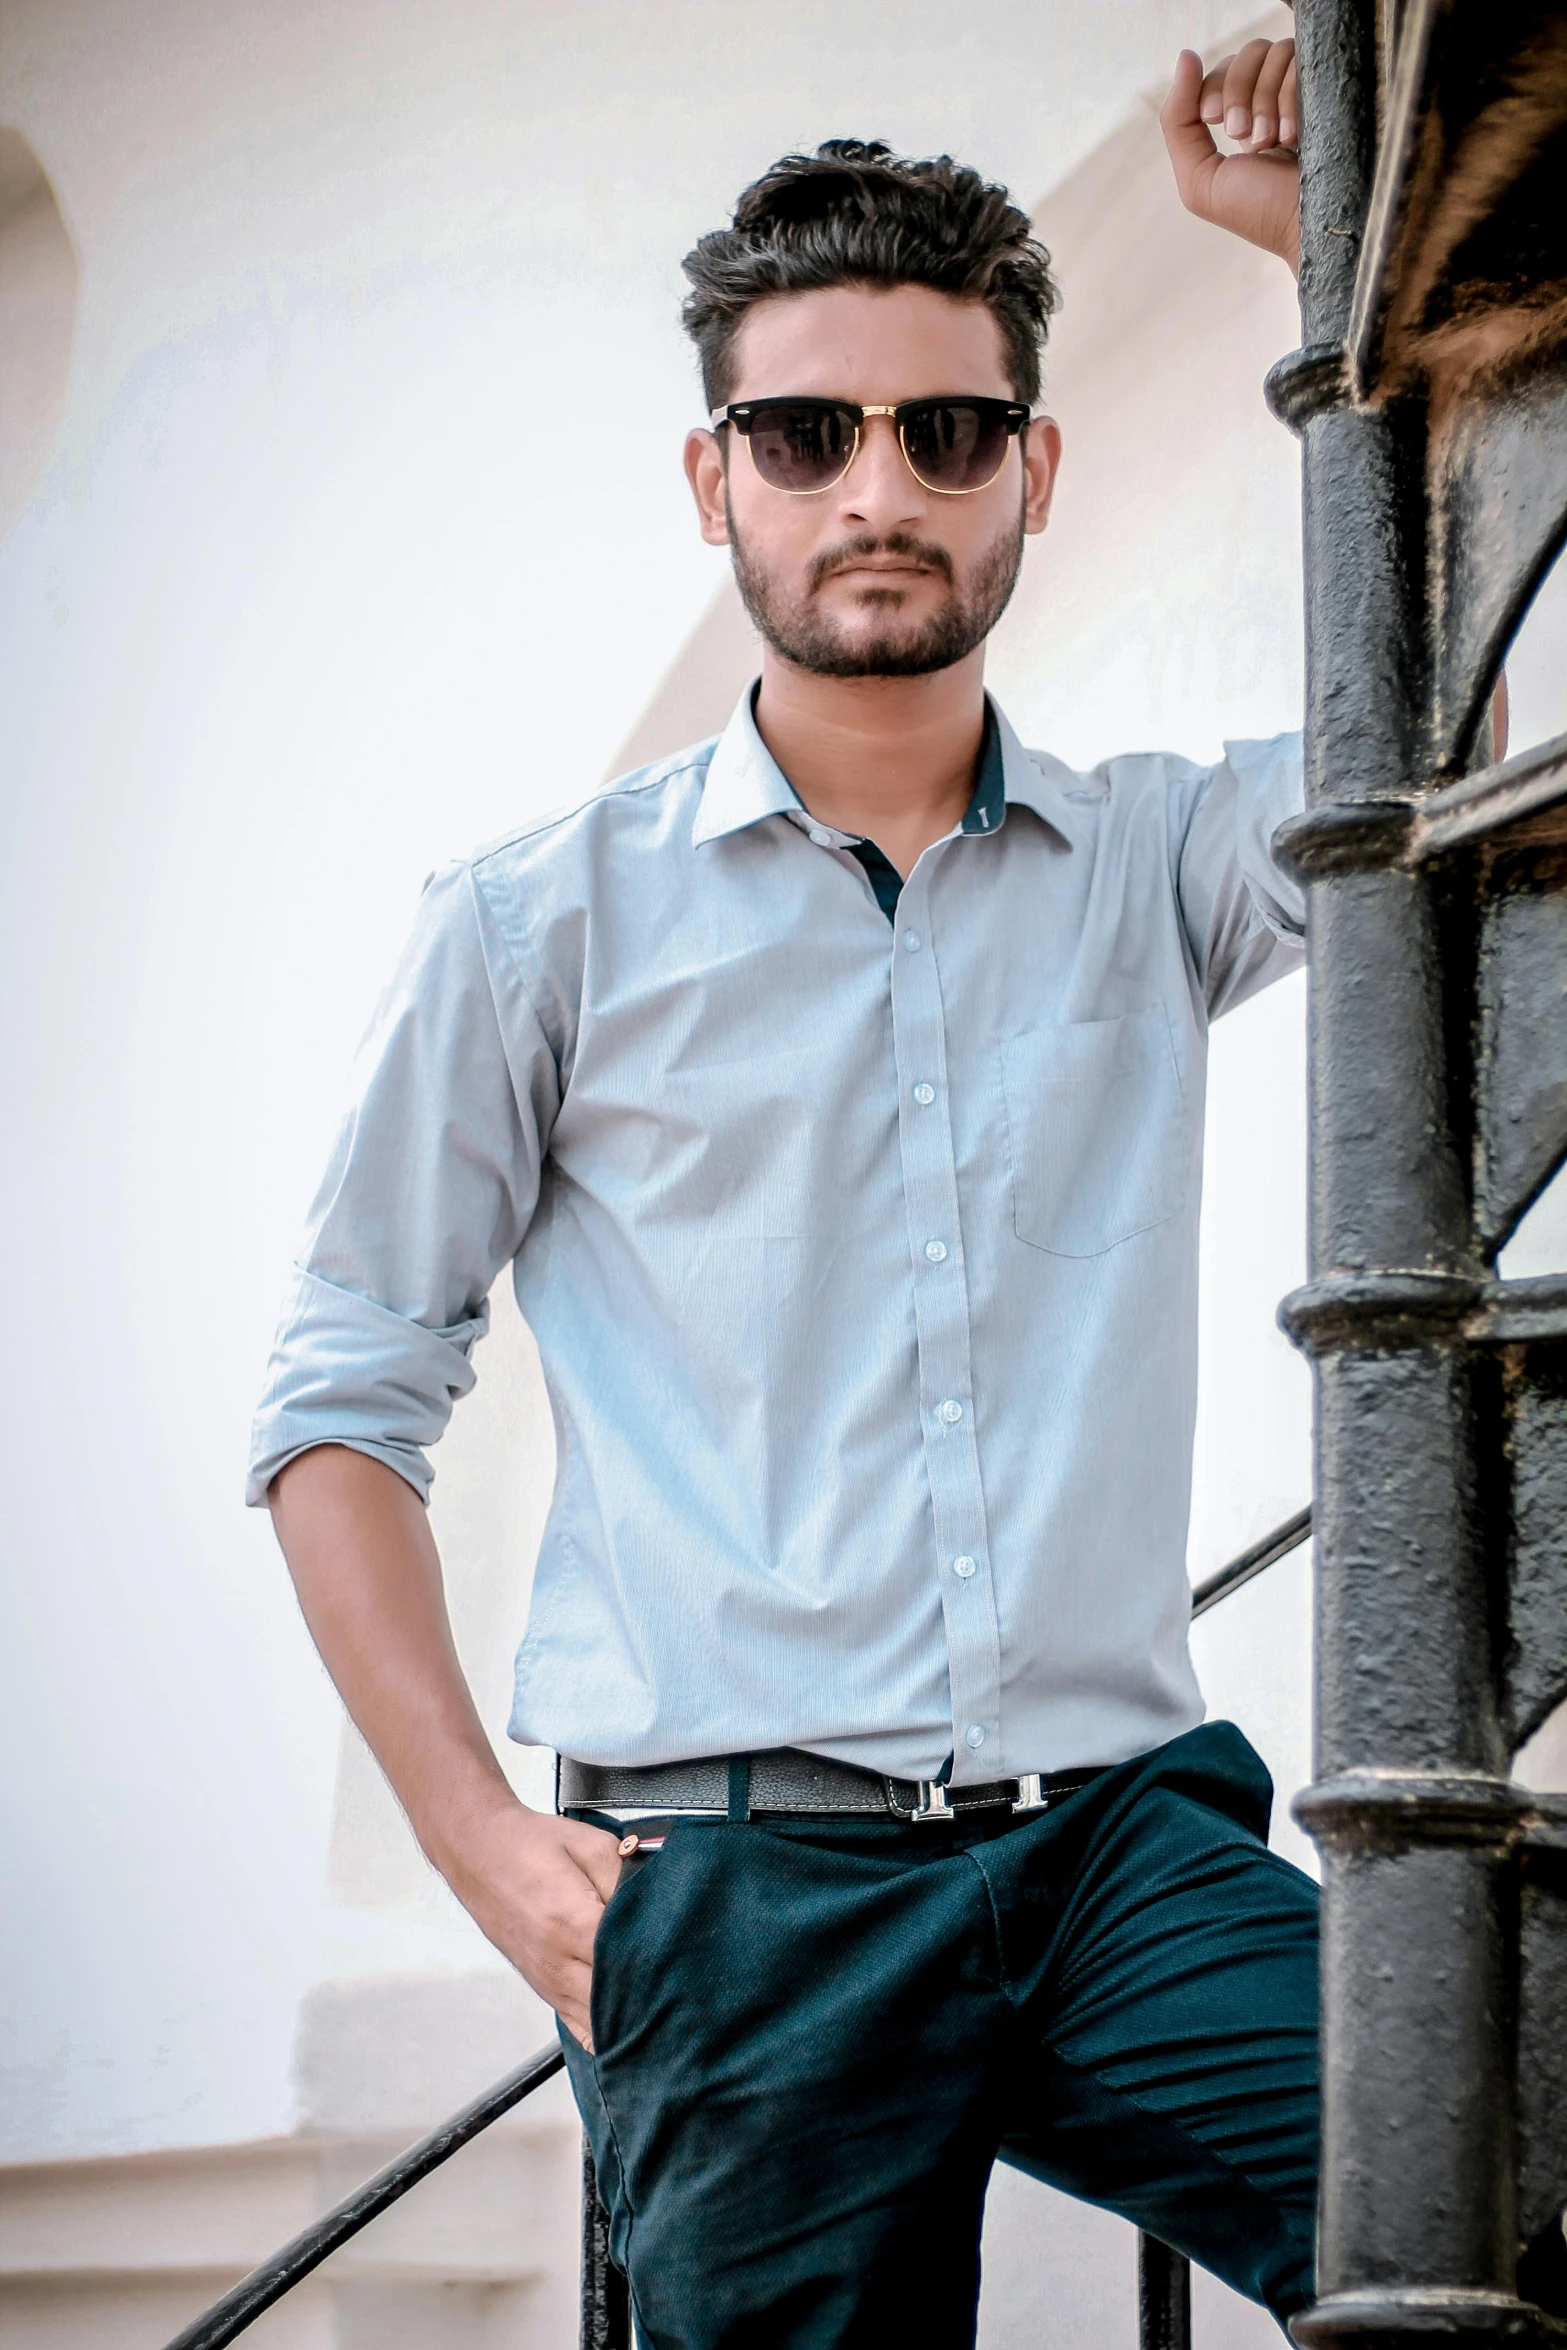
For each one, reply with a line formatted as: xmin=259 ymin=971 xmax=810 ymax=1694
xmin=776 ymin=624 xmax=969 ymax=681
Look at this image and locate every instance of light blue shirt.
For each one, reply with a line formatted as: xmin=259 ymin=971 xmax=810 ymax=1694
xmin=248 ymin=690 xmax=1304 ymax=1784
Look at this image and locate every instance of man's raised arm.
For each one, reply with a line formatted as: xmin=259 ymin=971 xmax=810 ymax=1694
xmin=1161 ymin=38 xmax=1301 ymax=275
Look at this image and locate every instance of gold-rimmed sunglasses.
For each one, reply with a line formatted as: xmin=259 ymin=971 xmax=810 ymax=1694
xmin=710 ymin=395 xmax=1031 ymax=497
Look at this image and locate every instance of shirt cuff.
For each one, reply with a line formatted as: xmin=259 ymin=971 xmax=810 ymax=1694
xmin=245 ymin=1266 xmax=489 ymax=1507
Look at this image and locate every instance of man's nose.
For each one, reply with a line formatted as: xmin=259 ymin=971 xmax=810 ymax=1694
xmin=835 ymin=415 xmax=928 ymax=532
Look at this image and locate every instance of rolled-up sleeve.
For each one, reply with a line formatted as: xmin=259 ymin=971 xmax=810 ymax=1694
xmin=1170 ymin=731 xmax=1306 ymax=1018
xmin=246 ymin=861 xmax=558 ymax=1505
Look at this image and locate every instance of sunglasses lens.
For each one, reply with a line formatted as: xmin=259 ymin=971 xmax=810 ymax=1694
xmin=745 ymin=402 xmax=858 ymax=492
xmin=900 ymin=401 xmax=1014 ymax=492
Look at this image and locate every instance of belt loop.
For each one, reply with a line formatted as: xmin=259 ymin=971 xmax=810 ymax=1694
xmin=727 ymin=1756 xmax=752 ymax=1823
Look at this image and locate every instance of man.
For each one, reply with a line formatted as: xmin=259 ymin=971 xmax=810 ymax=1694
xmin=252 ymin=41 xmax=1319 ymax=2345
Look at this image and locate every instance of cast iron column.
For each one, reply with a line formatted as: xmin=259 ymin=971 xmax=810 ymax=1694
xmin=1278 ymin=4 xmax=1532 ymax=2344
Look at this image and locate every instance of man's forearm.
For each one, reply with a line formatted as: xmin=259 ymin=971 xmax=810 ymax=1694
xmin=268 ymin=1443 xmax=620 ymax=2047
xmin=269 ymin=1444 xmax=515 ymax=1871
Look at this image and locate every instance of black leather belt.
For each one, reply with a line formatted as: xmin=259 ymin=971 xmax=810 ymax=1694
xmin=557 ymin=1746 xmax=1107 ymax=1824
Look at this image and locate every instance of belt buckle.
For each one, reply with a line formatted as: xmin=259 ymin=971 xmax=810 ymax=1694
xmin=1012 ymin=1773 xmax=1049 ymax=1813
xmin=910 ymin=1779 xmax=957 ymax=1823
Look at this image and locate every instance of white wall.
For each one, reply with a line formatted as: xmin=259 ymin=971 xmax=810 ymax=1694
xmin=0 ymin=0 xmax=1340 ymax=2218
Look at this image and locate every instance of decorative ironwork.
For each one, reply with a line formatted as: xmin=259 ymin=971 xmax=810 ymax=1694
xmin=1275 ymin=5 xmax=1567 ymax=2344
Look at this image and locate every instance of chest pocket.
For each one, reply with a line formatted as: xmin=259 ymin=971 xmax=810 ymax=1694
xmin=1000 ymin=1009 xmax=1187 ymax=1257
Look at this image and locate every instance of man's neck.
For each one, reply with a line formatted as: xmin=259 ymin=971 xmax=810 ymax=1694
xmin=753 ymin=647 xmax=989 ymax=878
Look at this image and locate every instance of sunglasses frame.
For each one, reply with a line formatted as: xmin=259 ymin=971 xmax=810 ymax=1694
xmin=710 ymin=395 xmax=1032 ymax=497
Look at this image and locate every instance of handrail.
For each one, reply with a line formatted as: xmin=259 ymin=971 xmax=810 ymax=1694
xmin=1191 ymin=1505 xmax=1311 ymax=1618
xmin=162 ymin=1502 xmax=1313 ymax=2350
xmin=162 ymin=2040 xmax=565 ymax=2350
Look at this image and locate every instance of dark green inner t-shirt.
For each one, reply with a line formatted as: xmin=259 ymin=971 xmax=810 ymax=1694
xmin=844 ymin=705 xmax=1005 ymax=923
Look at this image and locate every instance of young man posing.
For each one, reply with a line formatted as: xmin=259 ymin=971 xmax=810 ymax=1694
xmin=253 ymin=43 xmax=1322 ymax=2345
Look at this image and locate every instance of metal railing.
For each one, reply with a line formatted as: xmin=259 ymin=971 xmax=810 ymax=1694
xmin=163 ymin=2042 xmax=566 ymax=2350
xmin=163 ymin=1505 xmax=1312 ymax=2350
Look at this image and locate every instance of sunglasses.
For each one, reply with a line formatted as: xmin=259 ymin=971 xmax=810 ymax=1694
xmin=711 ymin=395 xmax=1031 ymax=497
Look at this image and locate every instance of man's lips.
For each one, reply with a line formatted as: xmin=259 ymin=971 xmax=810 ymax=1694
xmin=824 ymin=560 xmax=936 ymax=581
xmin=804 ymin=536 xmax=956 ymax=592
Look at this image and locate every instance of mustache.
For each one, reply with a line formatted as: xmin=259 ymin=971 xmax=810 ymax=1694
xmin=806 ymin=533 xmax=956 ymax=594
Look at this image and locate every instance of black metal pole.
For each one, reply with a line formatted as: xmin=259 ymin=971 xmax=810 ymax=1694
xmin=1137 ymin=2233 xmax=1192 ymax=2350
xmin=582 ymin=2137 xmax=633 ymax=2349
xmin=1279 ymin=5 xmax=1527 ymax=2343
xmin=160 ymin=2041 xmax=565 ymax=2350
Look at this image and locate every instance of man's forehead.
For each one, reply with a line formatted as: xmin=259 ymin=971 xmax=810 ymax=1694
xmin=727 ymin=284 xmax=1013 ymax=399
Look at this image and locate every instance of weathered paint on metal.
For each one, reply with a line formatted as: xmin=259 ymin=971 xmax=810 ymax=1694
xmin=1278 ymin=2 xmax=1567 ymax=2342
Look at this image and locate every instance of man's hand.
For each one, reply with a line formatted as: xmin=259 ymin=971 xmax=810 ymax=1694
xmin=1161 ymin=40 xmax=1300 ymax=277
xmin=435 ymin=1796 xmax=623 ymax=2053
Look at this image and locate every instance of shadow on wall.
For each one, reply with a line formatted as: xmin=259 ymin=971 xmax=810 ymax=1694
xmin=608 ymin=569 xmax=762 ymax=774
xmin=0 ymin=127 xmax=78 ymax=545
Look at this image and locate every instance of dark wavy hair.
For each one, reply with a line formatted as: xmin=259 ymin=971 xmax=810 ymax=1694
xmin=681 ymin=139 xmax=1060 ymax=411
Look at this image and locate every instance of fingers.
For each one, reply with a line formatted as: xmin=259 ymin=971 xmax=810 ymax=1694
xmin=1162 ymin=40 xmax=1303 ymax=265
xmin=552 ymin=1955 xmax=595 ymax=2051
xmin=549 ymin=1821 xmax=624 ymax=2050
xmin=1278 ymin=52 xmax=1299 ymax=150
xmin=1160 ymin=49 xmax=1221 ymax=216
xmin=1194 ymin=40 xmax=1299 ymax=154
xmin=1251 ymin=41 xmax=1297 ymax=151
xmin=1199 ymin=57 xmax=1232 ymax=130
xmin=527 ymin=1869 xmax=604 ymax=2045
xmin=1223 ymin=41 xmax=1274 ymax=141
xmin=561 ymin=1815 xmax=626 ymax=1906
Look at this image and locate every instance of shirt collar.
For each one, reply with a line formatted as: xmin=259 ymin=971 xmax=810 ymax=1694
xmin=691 ymin=687 xmax=800 ymax=846
xmin=960 ymin=702 xmax=1006 ymax=836
xmin=988 ymin=701 xmax=1086 ymax=850
xmin=692 ymin=681 xmax=1081 ymax=851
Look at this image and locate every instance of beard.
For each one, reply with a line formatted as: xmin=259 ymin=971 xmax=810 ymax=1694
xmin=727 ymin=502 xmax=1026 ymax=680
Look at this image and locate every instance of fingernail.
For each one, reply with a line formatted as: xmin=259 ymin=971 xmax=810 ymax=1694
xmin=1252 ymin=113 xmax=1270 ymax=145
xmin=1280 ymin=114 xmax=1297 ymax=145
xmin=1226 ymin=104 xmax=1249 ymax=138
xmin=1201 ymin=96 xmax=1222 ymax=121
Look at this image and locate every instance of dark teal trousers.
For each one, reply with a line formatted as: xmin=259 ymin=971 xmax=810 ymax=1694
xmin=563 ymin=1721 xmax=1319 ymax=2349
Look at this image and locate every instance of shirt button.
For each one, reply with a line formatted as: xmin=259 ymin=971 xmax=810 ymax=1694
xmin=808 ymin=826 xmax=834 ymax=847
xmin=902 ymin=929 xmax=921 ymax=952
xmin=913 ymin=1082 xmax=935 ymax=1105
xmin=937 ymin=1399 xmax=964 ymax=1425
xmin=953 ymin=1554 xmax=977 ymax=1579
xmin=965 ymin=1725 xmax=986 ymax=1750
xmin=924 ymin=1240 xmax=948 ymax=1264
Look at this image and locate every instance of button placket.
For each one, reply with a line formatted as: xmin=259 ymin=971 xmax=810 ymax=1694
xmin=889 ymin=866 xmax=1002 ymax=1778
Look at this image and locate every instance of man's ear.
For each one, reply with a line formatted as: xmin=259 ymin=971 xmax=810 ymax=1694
xmin=684 ymin=429 xmax=731 ymax=546
xmin=1023 ymin=415 xmax=1061 ymax=536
